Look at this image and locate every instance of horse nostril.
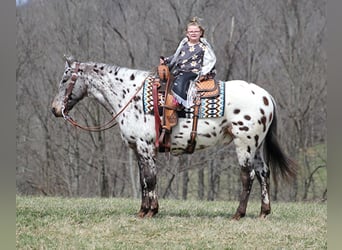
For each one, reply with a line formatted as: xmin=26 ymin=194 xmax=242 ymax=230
xmin=51 ymin=107 xmax=57 ymax=116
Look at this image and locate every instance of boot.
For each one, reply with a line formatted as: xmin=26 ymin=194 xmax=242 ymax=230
xmin=162 ymin=93 xmax=178 ymax=132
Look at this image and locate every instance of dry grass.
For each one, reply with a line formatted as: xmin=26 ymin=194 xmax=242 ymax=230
xmin=16 ymin=196 xmax=327 ymax=249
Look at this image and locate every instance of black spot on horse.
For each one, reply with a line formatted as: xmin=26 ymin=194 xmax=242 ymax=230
xmin=269 ymin=112 xmax=273 ymax=122
xmin=254 ymin=135 xmax=259 ymax=147
xmin=261 ymin=116 xmax=267 ymax=131
xmin=220 ymin=119 xmax=228 ymax=126
xmin=202 ymin=133 xmax=211 ymax=138
xmin=234 ymin=109 xmax=240 ymax=114
xmin=239 ymin=126 xmax=249 ymax=131
xmin=134 ymin=96 xmax=141 ymax=102
xmin=259 ymin=170 xmax=269 ymax=178
xmin=244 ymin=115 xmax=251 ymax=120
xmin=130 ymin=74 xmax=135 ymax=80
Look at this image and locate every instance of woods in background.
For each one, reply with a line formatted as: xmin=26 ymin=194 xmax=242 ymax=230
xmin=16 ymin=0 xmax=326 ymax=202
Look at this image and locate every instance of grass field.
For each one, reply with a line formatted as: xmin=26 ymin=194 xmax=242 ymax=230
xmin=16 ymin=196 xmax=327 ymax=249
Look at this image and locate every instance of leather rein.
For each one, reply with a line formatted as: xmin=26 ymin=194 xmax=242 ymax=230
xmin=61 ymin=62 xmax=145 ymax=132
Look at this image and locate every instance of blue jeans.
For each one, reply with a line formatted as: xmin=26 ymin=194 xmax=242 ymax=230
xmin=172 ymin=72 xmax=197 ymax=107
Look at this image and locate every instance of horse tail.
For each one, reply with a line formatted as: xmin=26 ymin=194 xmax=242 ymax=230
xmin=263 ymin=98 xmax=297 ymax=184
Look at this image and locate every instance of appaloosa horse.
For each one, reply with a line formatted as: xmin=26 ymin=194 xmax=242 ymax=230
xmin=51 ymin=56 xmax=296 ymax=219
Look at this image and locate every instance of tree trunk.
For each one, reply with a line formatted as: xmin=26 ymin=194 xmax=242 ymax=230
xmin=182 ymin=170 xmax=189 ymax=200
xmin=198 ymin=168 xmax=205 ymax=200
xmin=128 ymin=148 xmax=138 ymax=198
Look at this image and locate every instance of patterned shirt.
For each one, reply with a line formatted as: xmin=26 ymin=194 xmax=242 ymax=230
xmin=166 ymin=42 xmax=206 ymax=75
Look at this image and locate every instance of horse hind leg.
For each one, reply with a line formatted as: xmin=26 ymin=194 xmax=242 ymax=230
xmin=232 ymin=141 xmax=256 ymax=220
xmin=254 ymin=149 xmax=271 ymax=218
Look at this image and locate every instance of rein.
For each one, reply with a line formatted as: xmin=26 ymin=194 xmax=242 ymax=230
xmin=61 ymin=62 xmax=145 ymax=132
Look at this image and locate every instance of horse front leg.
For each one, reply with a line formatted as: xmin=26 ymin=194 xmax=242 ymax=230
xmin=137 ymin=155 xmax=159 ymax=218
xmin=232 ymin=160 xmax=255 ymax=220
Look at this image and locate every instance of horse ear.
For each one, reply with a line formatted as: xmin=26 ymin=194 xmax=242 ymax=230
xmin=63 ymin=54 xmax=76 ymax=66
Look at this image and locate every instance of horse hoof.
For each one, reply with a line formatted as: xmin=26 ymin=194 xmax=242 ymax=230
xmin=138 ymin=210 xmax=146 ymax=218
xmin=259 ymin=213 xmax=269 ymax=219
xmin=231 ymin=215 xmax=241 ymax=221
xmin=231 ymin=212 xmax=245 ymax=220
xmin=145 ymin=211 xmax=155 ymax=218
xmin=146 ymin=208 xmax=158 ymax=218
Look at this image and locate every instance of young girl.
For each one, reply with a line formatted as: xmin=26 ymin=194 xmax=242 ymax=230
xmin=160 ymin=17 xmax=216 ymax=108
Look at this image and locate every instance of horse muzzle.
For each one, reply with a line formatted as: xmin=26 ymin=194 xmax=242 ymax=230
xmin=51 ymin=98 xmax=65 ymax=117
xmin=51 ymin=106 xmax=63 ymax=117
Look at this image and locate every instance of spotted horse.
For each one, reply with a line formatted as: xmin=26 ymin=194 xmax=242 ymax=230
xmin=51 ymin=56 xmax=297 ymax=220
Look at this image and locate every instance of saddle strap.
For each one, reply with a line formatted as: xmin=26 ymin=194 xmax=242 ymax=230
xmin=185 ymin=94 xmax=201 ymax=154
xmin=152 ymin=78 xmax=161 ymax=149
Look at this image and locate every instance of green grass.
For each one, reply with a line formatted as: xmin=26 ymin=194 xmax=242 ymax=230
xmin=16 ymin=196 xmax=327 ymax=249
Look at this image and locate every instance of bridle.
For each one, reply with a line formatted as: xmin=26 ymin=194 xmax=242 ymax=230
xmin=61 ymin=62 xmax=145 ymax=132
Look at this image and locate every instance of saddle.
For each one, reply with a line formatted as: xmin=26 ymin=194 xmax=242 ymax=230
xmin=152 ymin=64 xmax=219 ymax=154
xmin=196 ymin=77 xmax=219 ymax=98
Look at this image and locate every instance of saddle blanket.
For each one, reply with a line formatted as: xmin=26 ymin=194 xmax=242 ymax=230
xmin=142 ymin=77 xmax=225 ymax=118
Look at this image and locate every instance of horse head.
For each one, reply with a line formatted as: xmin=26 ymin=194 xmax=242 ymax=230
xmin=51 ymin=55 xmax=88 ymax=117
